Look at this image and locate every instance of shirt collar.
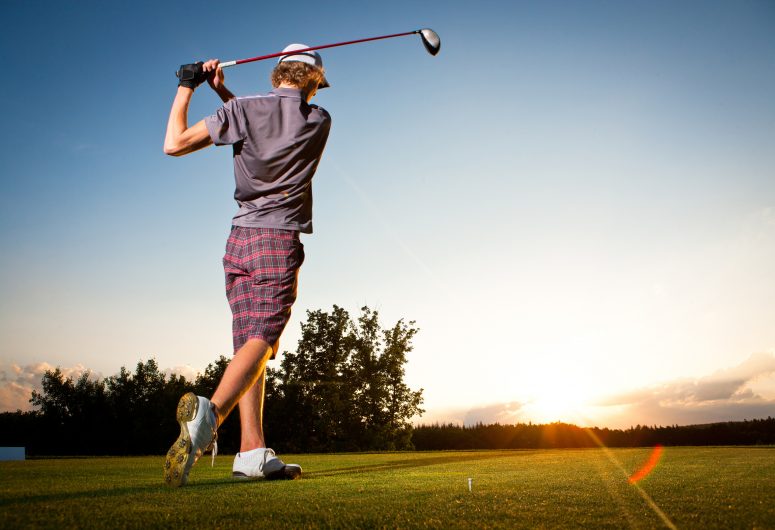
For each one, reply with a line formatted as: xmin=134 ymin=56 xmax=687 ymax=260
xmin=271 ymin=87 xmax=306 ymax=99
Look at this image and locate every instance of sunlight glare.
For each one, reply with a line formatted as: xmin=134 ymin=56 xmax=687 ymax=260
xmin=521 ymin=375 xmax=597 ymax=424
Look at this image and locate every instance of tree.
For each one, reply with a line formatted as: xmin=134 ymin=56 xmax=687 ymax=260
xmin=105 ymin=360 xmax=168 ymax=453
xmin=265 ymin=305 xmax=424 ymax=452
xmin=28 ymin=360 xmax=194 ymax=455
xmin=30 ymin=368 xmax=109 ymax=454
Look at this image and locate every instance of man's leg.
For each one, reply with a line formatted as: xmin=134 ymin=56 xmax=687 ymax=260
xmin=237 ymin=370 xmax=267 ymax=451
xmin=166 ymin=228 xmax=299 ymax=486
xmin=164 ymin=337 xmax=272 ymax=487
xmin=237 ymin=338 xmax=279 ymax=450
xmin=221 ymin=227 xmax=303 ymax=479
xmin=210 ymin=338 xmax=272 ymax=427
xmin=225 ymin=337 xmax=301 ymax=481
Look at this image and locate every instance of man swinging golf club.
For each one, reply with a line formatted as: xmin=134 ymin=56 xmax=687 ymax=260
xmin=162 ymin=45 xmax=331 ymax=486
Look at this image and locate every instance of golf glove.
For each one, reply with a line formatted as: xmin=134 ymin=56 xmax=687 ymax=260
xmin=176 ymin=62 xmax=208 ymax=89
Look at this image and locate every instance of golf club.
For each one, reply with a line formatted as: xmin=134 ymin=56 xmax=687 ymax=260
xmin=217 ymin=28 xmax=440 ymax=69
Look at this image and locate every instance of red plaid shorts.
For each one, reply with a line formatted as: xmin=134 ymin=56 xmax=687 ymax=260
xmin=223 ymin=226 xmax=304 ymax=358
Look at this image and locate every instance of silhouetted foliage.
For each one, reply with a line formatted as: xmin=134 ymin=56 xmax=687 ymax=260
xmin=21 ymin=361 xmax=186 ymax=455
xmin=29 ymin=368 xmax=111 ymax=454
xmin=0 ymin=305 xmax=424 ymax=455
xmin=265 ymin=306 xmax=425 ymax=452
xmin=0 ymin=410 xmax=45 ymax=453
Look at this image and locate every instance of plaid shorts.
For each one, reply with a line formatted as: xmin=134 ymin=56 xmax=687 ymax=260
xmin=223 ymin=226 xmax=305 ymax=358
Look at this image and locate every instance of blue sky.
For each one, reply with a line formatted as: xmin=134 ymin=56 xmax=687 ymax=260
xmin=1 ymin=0 xmax=774 ymax=427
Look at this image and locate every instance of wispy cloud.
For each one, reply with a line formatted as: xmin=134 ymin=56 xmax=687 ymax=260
xmin=417 ymin=401 xmax=525 ymax=426
xmin=462 ymin=402 xmax=524 ymax=425
xmin=71 ymin=142 xmax=96 ymax=152
xmin=594 ymin=352 xmax=775 ymax=427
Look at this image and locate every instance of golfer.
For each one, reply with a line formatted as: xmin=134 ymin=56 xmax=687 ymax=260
xmin=162 ymin=46 xmax=331 ymax=487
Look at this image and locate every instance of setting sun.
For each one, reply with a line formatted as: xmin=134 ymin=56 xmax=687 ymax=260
xmin=520 ymin=376 xmax=598 ymax=425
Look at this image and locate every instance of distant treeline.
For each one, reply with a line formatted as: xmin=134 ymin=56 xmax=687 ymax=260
xmin=412 ymin=418 xmax=775 ymax=450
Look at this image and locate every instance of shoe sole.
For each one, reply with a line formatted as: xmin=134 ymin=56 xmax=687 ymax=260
xmin=164 ymin=392 xmax=199 ymax=487
xmin=232 ymin=465 xmax=303 ymax=481
xmin=273 ymin=465 xmax=302 ymax=480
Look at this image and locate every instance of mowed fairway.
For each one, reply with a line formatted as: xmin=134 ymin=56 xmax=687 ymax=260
xmin=1 ymin=447 xmax=773 ymax=528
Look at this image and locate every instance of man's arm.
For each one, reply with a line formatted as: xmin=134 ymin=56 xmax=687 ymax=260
xmin=163 ymin=59 xmax=232 ymax=156
xmin=163 ymin=87 xmax=212 ymax=156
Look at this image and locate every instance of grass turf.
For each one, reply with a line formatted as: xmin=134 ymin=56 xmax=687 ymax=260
xmin=1 ymin=447 xmax=773 ymax=528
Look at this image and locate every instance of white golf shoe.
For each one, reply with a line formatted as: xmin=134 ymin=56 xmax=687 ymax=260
xmin=164 ymin=392 xmax=218 ymax=487
xmin=232 ymin=447 xmax=302 ymax=480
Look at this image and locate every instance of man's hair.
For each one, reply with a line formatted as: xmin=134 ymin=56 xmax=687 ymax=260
xmin=271 ymin=61 xmax=325 ymax=91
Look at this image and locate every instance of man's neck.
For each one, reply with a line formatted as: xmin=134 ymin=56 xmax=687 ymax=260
xmin=276 ymin=83 xmax=314 ymax=102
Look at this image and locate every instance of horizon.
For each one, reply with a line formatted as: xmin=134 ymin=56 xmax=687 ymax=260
xmin=3 ymin=348 xmax=774 ymax=430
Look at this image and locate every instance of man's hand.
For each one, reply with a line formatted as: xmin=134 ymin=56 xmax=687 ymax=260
xmin=204 ymin=59 xmax=224 ymax=90
xmin=176 ymin=61 xmax=209 ymax=90
xmin=202 ymin=58 xmax=235 ymax=104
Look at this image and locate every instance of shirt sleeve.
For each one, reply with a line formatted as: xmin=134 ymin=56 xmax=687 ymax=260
xmin=204 ymin=98 xmax=248 ymax=146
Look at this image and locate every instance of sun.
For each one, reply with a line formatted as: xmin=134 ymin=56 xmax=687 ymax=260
xmin=521 ymin=378 xmax=596 ymax=424
xmin=526 ymin=393 xmax=586 ymax=424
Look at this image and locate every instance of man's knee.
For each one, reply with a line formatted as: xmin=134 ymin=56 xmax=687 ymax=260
xmin=243 ymin=337 xmax=271 ymax=351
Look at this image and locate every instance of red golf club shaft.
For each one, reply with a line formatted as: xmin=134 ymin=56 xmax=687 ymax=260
xmin=219 ymin=30 xmax=419 ymax=68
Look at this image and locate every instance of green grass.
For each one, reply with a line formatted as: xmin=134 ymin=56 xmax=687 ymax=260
xmin=1 ymin=448 xmax=773 ymax=528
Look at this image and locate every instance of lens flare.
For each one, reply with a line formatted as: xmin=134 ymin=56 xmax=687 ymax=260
xmin=628 ymin=445 xmax=664 ymax=484
xmin=583 ymin=429 xmax=677 ymax=529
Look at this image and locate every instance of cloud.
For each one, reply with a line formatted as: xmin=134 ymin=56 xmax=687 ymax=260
xmin=416 ymin=401 xmax=525 ymax=427
xmin=72 ymin=142 xmax=96 ymax=152
xmin=417 ymin=352 xmax=775 ymax=429
xmin=692 ymin=352 xmax=775 ymax=401
xmin=595 ymin=352 xmax=775 ymax=427
xmin=0 ymin=362 xmax=97 ymax=412
xmin=163 ymin=365 xmax=200 ymax=382
xmin=0 ymin=362 xmax=202 ymax=413
xmin=0 ymin=381 xmax=37 ymax=414
xmin=462 ymin=402 xmax=524 ymax=426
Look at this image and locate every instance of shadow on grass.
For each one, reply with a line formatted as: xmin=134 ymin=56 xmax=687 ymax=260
xmin=0 ymin=451 xmax=535 ymax=506
xmin=0 ymin=476 xmax=262 ymax=508
xmin=305 ymin=450 xmax=536 ymax=479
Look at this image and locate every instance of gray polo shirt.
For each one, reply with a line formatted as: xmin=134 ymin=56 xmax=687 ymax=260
xmin=205 ymin=88 xmax=331 ymax=233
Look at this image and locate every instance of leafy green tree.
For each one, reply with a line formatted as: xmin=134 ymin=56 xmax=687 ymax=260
xmin=105 ymin=359 xmax=173 ymax=453
xmin=270 ymin=305 xmax=357 ymax=451
xmin=30 ymin=368 xmax=109 ymax=453
xmin=266 ymin=305 xmax=424 ymax=452
xmin=377 ymin=315 xmax=424 ymax=450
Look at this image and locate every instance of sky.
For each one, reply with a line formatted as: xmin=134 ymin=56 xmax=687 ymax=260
xmin=1 ymin=0 xmax=774 ymax=429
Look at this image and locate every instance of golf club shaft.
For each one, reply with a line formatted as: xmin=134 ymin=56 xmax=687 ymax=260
xmin=218 ymin=30 xmax=419 ymax=68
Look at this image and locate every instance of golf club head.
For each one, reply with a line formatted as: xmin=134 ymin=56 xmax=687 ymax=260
xmin=419 ymin=28 xmax=441 ymax=56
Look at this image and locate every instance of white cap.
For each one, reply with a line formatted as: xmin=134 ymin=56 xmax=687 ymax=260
xmin=278 ymin=43 xmax=330 ymax=88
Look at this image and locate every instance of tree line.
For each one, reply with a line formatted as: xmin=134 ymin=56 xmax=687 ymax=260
xmin=412 ymin=418 xmax=775 ymax=450
xmin=0 ymin=306 xmax=424 ymax=456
